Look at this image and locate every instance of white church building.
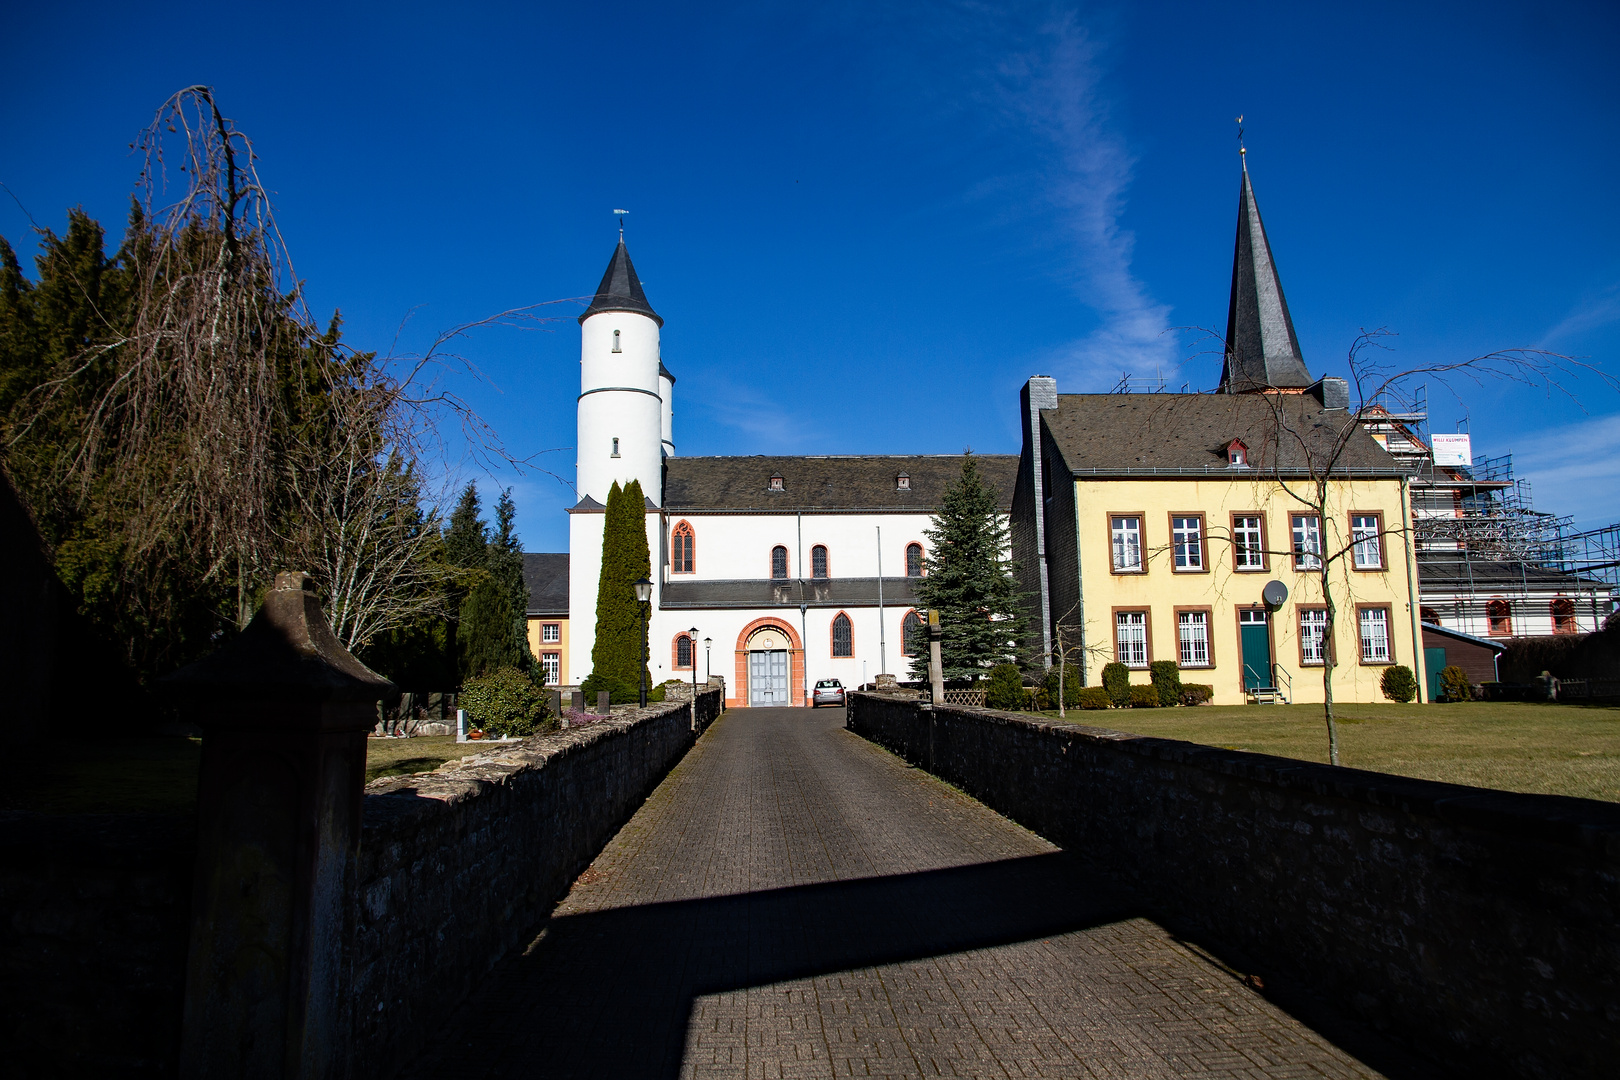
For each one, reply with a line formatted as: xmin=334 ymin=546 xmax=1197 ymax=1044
xmin=547 ymin=238 xmax=1016 ymax=708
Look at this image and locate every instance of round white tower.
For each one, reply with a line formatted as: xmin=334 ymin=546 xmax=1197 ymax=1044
xmin=576 ymin=240 xmax=667 ymax=506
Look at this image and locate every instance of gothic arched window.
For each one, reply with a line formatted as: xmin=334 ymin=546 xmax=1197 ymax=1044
xmin=671 ymin=521 xmax=695 ymax=574
xmin=1552 ymin=598 xmax=1577 ymax=634
xmin=811 ymin=545 xmax=829 ymax=579
xmin=831 ymin=613 xmax=853 ymax=657
xmin=1487 ymin=599 xmax=1512 ymax=637
xmin=906 ymin=543 xmax=923 ymax=578
xmin=901 ymin=610 xmax=923 ymax=655
xmin=771 ymin=545 xmax=789 ymax=579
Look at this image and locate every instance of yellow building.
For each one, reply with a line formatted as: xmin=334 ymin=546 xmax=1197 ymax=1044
xmin=523 ymin=552 xmax=570 ymax=686
xmin=1009 ymin=161 xmax=1422 ymax=705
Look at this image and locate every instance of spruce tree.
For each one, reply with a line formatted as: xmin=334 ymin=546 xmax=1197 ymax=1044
xmin=908 ymin=452 xmax=1027 ymax=683
xmin=442 ymin=483 xmax=487 ymax=682
xmin=457 ymin=487 xmax=533 ymax=679
xmin=591 ymin=479 xmax=653 ymax=691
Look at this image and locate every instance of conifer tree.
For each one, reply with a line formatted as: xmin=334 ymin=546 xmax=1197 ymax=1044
xmin=908 ymin=452 xmax=1027 ymax=683
xmin=591 ymin=479 xmax=653 ymax=690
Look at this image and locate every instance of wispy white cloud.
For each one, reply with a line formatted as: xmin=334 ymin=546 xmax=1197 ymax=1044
xmin=1504 ymin=411 xmax=1620 ymax=528
xmin=994 ymin=11 xmax=1176 ymax=389
xmin=1537 ymin=282 xmax=1620 ymax=349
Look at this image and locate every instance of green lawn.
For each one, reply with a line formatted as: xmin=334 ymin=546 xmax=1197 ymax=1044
xmin=3 ymin=735 xmax=496 ymax=814
xmin=1039 ymin=701 xmax=1620 ymax=802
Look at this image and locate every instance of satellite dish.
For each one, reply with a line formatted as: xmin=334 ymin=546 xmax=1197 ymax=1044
xmin=1262 ymin=580 xmax=1289 ymax=608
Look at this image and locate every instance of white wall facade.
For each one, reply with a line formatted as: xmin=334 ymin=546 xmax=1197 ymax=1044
xmin=659 ymin=512 xmax=933 ymax=583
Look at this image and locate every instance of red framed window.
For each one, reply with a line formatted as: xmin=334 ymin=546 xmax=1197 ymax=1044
xmin=1487 ymin=599 xmax=1512 ymax=637
xmin=905 ymin=543 xmax=923 ymax=577
xmin=812 ymin=545 xmax=829 ymax=579
xmin=671 ymin=521 xmax=695 ymax=573
xmin=1552 ymin=598 xmax=1577 ymax=635
xmin=831 ymin=613 xmax=853 ymax=657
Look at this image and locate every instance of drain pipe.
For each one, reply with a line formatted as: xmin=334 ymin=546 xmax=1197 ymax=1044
xmin=876 ymin=525 xmax=887 ymax=677
xmin=1402 ymin=474 xmax=1424 ymax=703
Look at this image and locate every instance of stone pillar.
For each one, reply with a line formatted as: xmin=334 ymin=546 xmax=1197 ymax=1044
xmin=928 ymin=610 xmax=945 ymax=705
xmin=164 ymin=572 xmax=393 ymax=1080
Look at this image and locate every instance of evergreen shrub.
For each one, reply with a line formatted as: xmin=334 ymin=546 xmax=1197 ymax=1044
xmin=1180 ymin=684 xmax=1214 ymax=706
xmin=459 ymin=667 xmax=551 ymax=737
xmin=1101 ymin=662 xmax=1130 ymax=707
xmin=1042 ymin=666 xmax=1084 ymax=708
xmin=1127 ymin=684 xmax=1160 ymax=708
xmin=1380 ymin=664 xmax=1418 ymax=703
xmin=580 ymin=671 xmax=643 ymax=706
xmin=1439 ymin=665 xmax=1473 ymax=703
xmin=1076 ymin=687 xmax=1112 ymax=709
xmin=984 ymin=663 xmax=1025 ymax=710
xmin=1148 ymin=660 xmax=1182 ymax=707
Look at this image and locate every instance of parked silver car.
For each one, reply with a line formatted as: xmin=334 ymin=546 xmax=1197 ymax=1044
xmin=811 ymin=678 xmax=846 ymax=708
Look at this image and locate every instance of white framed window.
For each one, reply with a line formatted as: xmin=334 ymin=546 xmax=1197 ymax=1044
xmin=1292 ymin=514 xmax=1322 ymax=570
xmin=1111 ymin=516 xmax=1143 ymax=572
xmin=1115 ymin=610 xmax=1148 ymax=668
xmin=612 ymin=329 xmax=622 ymax=353
xmin=541 ymin=623 xmax=560 ymax=643
xmin=1233 ymin=515 xmax=1265 ymax=570
xmin=611 ymin=437 xmax=620 ymax=458
xmin=541 ymin=652 xmax=560 ymax=685
xmin=1359 ymin=607 xmax=1391 ymax=663
xmin=1352 ymin=514 xmax=1383 ymax=569
xmin=1299 ymin=609 xmax=1328 ymax=666
xmin=1172 ymin=516 xmax=1204 ymax=570
xmin=1177 ymin=611 xmax=1210 ymax=667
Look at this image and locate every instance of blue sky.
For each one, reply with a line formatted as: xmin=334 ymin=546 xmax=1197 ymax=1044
xmin=4 ymin=1 xmax=1618 ymax=551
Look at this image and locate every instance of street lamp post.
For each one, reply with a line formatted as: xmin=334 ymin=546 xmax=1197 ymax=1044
xmin=703 ymin=637 xmax=712 ymax=684
xmin=688 ymin=626 xmax=699 ymax=730
xmin=634 ymin=577 xmax=653 ymax=708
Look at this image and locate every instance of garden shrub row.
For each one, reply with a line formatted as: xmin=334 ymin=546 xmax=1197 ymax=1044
xmin=966 ymin=661 xmax=1216 ymax=713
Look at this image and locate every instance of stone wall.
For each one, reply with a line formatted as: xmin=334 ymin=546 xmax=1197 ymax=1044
xmin=847 ymin=694 xmax=1620 ymax=1080
xmin=1 ymin=690 xmax=721 ymax=1079
xmin=349 ymin=687 xmax=722 ymax=1080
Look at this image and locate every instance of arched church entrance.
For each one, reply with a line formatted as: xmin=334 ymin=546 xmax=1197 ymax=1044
xmin=734 ymin=619 xmax=803 ymax=707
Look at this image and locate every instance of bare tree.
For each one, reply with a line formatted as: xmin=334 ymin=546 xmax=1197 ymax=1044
xmin=1243 ymin=329 xmax=1610 ymax=764
xmin=10 ymin=85 xmax=572 ymax=659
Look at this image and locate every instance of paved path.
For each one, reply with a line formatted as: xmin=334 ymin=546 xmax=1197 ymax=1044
xmin=407 ymin=707 xmax=1386 ymax=1079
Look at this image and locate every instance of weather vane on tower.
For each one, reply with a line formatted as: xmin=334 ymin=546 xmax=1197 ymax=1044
xmin=614 ymin=209 xmax=628 ymax=241
xmin=1236 ymin=115 xmax=1246 ymax=159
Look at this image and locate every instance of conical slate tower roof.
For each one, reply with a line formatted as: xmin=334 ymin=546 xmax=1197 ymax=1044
xmin=1220 ymin=159 xmax=1312 ymax=393
xmin=579 ymin=240 xmax=663 ymax=326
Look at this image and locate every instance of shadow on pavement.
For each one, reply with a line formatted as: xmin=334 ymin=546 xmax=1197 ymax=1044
xmin=413 ymin=851 xmax=1125 ymax=1078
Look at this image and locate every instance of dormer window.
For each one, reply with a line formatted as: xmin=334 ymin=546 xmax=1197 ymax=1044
xmin=768 ymin=474 xmax=784 ymax=491
xmin=612 ymin=329 xmax=622 ymax=353
xmin=1226 ymin=439 xmax=1249 ymax=467
xmin=896 ymin=473 xmax=911 ymax=491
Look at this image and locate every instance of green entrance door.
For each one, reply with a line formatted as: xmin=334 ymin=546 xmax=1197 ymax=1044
xmin=1240 ymin=609 xmax=1271 ymax=690
xmin=1425 ymin=647 xmax=1447 ymax=703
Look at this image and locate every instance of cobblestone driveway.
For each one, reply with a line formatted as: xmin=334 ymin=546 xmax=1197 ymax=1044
xmin=406 ymin=707 xmax=1386 ymax=1079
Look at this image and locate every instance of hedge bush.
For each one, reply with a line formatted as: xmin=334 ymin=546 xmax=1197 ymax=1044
xmin=459 ymin=667 xmax=551 ymax=737
xmin=1180 ymin=683 xmax=1214 ymax=705
xmin=1127 ymin=684 xmax=1160 ymax=708
xmin=1439 ymin=665 xmax=1472 ymax=703
xmin=1380 ymin=664 xmax=1418 ymax=703
xmin=1076 ymin=687 xmax=1112 ymax=709
xmin=1148 ymin=660 xmax=1182 ymax=707
xmin=984 ymin=663 xmax=1025 ymax=710
xmin=580 ymin=671 xmax=666 ymax=706
xmin=1102 ymin=662 xmax=1131 ymax=707
xmin=1042 ymin=665 xmax=1085 ymax=708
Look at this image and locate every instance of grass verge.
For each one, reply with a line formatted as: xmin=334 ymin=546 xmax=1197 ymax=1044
xmin=1037 ymin=701 xmax=1620 ymax=802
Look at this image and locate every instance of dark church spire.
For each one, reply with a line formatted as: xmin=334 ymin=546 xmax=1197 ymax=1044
xmin=1219 ymin=156 xmax=1312 ymax=393
xmin=579 ymin=240 xmax=663 ymax=327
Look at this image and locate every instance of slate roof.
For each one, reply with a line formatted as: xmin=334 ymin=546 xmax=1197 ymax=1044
xmin=661 ymin=577 xmax=921 ymax=610
xmin=1040 ymin=392 xmax=1402 ymax=476
xmin=662 ymin=455 xmax=1018 ymax=513
xmin=522 ymin=553 xmax=569 ymax=615
xmin=579 ymin=241 xmax=663 ymax=327
xmin=1415 ymin=556 xmax=1608 ymax=591
xmin=1221 ymin=161 xmax=1314 ymax=393
xmin=1420 ymin=622 xmax=1507 ymax=653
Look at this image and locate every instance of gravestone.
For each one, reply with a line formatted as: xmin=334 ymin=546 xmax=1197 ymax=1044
xmin=571 ymin=690 xmax=584 ymax=713
xmin=597 ymin=690 xmax=611 ymax=714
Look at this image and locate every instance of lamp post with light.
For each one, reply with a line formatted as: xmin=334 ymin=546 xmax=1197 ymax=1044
xmin=635 ymin=577 xmax=653 ymax=708
xmin=703 ymin=637 xmax=712 ymax=684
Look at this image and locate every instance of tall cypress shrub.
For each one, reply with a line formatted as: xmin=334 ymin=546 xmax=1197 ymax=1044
xmin=591 ymin=479 xmax=653 ymax=690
